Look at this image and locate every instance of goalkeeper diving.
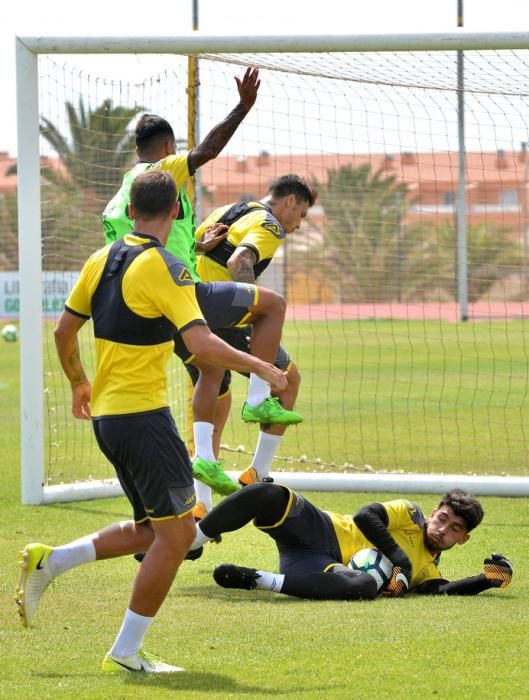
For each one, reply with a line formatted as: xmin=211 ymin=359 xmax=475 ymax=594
xmin=189 ymin=484 xmax=513 ymax=600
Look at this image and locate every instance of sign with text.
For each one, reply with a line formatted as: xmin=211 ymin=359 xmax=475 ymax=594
xmin=0 ymin=271 xmax=80 ymax=318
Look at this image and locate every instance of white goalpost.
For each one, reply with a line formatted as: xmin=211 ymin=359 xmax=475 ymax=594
xmin=15 ymin=33 xmax=529 ymax=504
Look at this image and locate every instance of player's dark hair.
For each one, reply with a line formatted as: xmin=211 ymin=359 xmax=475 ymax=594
xmin=130 ymin=170 xmax=177 ymax=219
xmin=135 ymin=114 xmax=175 ymax=152
xmin=438 ymin=489 xmax=484 ymax=532
xmin=267 ymin=174 xmax=316 ymax=207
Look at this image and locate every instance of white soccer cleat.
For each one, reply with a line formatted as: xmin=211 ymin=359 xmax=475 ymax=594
xmin=102 ymin=648 xmax=185 ymax=673
xmin=16 ymin=543 xmax=54 ymax=627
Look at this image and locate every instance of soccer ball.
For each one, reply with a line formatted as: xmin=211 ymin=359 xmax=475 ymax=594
xmin=1 ymin=324 xmax=18 ymax=342
xmin=349 ymin=547 xmax=393 ymax=592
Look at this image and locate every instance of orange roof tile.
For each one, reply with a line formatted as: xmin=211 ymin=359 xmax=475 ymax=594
xmin=200 ymin=150 xmax=529 ymax=191
xmin=1 ymin=150 xmax=527 ymax=197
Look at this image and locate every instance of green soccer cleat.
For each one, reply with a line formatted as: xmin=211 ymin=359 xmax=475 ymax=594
xmin=102 ymin=648 xmax=184 ymax=673
xmin=192 ymin=456 xmax=240 ymax=496
xmin=16 ymin=543 xmax=54 ymax=628
xmin=241 ymin=397 xmax=303 ymax=425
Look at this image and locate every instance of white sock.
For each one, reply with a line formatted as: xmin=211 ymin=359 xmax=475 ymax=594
xmin=48 ymin=538 xmax=96 ymax=577
xmin=246 ymin=374 xmax=271 ymax=407
xmin=255 ymin=570 xmax=285 ymax=593
xmin=194 ymin=479 xmax=213 ymax=512
xmin=110 ymin=608 xmax=155 ymax=658
xmin=193 ymin=422 xmax=216 ymax=462
xmin=251 ymin=432 xmax=283 ymax=478
xmin=190 ymin=522 xmax=211 ymax=550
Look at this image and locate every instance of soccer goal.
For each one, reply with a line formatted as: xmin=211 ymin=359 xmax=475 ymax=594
xmin=15 ymin=33 xmax=529 ymax=504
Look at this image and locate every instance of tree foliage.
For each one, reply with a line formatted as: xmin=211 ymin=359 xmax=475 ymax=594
xmin=0 ymin=168 xmax=99 ymax=271
xmin=40 ymin=98 xmax=143 ymax=209
xmin=0 ymin=191 xmax=18 ymax=271
xmin=315 ymin=163 xmax=521 ymax=303
xmin=316 ymin=164 xmax=415 ymax=302
xmin=434 ymin=220 xmax=522 ymax=303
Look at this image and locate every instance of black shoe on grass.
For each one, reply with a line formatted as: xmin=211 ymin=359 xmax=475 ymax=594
xmin=213 ymin=563 xmax=259 ymax=590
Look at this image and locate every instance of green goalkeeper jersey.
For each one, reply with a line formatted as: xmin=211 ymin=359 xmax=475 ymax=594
xmin=102 ymin=157 xmax=199 ymax=282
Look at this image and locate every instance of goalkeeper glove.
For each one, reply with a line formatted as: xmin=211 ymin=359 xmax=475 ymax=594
xmin=383 ymin=567 xmax=410 ymax=597
xmin=483 ymin=552 xmax=513 ymax=588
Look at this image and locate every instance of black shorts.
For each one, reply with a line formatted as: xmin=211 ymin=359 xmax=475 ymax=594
xmin=92 ymin=409 xmax=195 ymax=522
xmin=256 ymin=487 xmax=343 ymax=576
xmin=173 ymin=280 xmax=291 ymax=394
xmin=198 ymin=280 xmax=260 ymax=327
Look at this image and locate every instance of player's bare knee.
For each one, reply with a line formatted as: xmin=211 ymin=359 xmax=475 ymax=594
xmin=178 ymin=513 xmax=197 ymax=549
xmin=271 ymin=291 xmax=287 ymax=319
xmin=154 ymin=514 xmax=196 ymax=553
xmin=135 ymin=520 xmax=155 ymax=547
xmin=259 ymin=288 xmax=286 ymax=319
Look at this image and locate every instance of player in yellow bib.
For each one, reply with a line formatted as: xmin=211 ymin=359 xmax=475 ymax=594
xmin=189 ymin=484 xmax=513 ymax=599
xmin=176 ymin=175 xmax=316 ymax=516
xmin=16 ymin=171 xmax=288 ymax=673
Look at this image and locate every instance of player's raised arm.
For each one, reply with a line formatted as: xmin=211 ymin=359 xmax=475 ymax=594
xmin=188 ymin=67 xmax=260 ymax=172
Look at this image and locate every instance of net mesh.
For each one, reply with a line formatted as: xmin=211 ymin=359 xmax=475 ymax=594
xmin=9 ymin=47 xmax=529 ymax=487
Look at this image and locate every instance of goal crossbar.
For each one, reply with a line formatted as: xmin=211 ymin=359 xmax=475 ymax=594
xmin=17 ymin=31 xmax=529 ymax=55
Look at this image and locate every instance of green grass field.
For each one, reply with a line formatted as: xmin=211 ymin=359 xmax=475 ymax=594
xmin=263 ymin=318 xmax=529 ymax=475
xmin=1 ymin=325 xmax=529 ymax=698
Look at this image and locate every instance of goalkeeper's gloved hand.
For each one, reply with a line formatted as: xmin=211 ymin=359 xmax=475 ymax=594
xmin=389 ymin=549 xmax=411 ymax=575
xmin=383 ymin=567 xmax=410 ymax=597
xmin=483 ymin=552 xmax=513 ymax=588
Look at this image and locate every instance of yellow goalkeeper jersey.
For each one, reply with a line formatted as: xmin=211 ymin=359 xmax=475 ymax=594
xmin=326 ymin=499 xmax=443 ymax=588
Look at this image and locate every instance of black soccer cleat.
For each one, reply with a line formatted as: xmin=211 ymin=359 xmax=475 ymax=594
xmin=213 ymin=563 xmax=260 ymax=590
xmin=185 ymin=546 xmax=204 ymax=561
xmin=133 ymin=552 xmax=145 ymax=563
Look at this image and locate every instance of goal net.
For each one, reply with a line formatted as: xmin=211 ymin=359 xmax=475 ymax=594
xmin=13 ymin=35 xmax=529 ymax=503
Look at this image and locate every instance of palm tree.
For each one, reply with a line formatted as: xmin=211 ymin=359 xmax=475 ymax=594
xmin=316 ymin=163 xmax=522 ymax=303
xmin=315 ymin=164 xmax=415 ymax=302
xmin=0 ymin=191 xmax=18 ymax=270
xmin=40 ymin=98 xmax=144 ymax=209
xmin=0 ymin=170 xmax=98 ymax=272
xmin=433 ymin=220 xmax=522 ymax=303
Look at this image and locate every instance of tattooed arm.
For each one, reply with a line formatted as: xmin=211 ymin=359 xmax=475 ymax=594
xmin=227 ymin=246 xmax=258 ymax=284
xmin=188 ymin=67 xmax=260 ymax=173
xmin=54 ymin=310 xmax=92 ymax=420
